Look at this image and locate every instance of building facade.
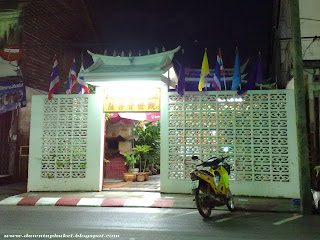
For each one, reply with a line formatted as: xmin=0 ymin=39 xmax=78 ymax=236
xmin=0 ymin=0 xmax=100 ymax=180
xmin=271 ymin=0 xmax=320 ymax=178
xmin=27 ymin=47 xmax=301 ymax=198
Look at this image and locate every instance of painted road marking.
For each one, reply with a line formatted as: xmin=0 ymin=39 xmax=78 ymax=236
xmin=18 ymin=197 xmax=41 ymax=206
xmin=160 ymin=210 xmax=199 ymax=220
xmin=152 ymin=209 xmax=173 ymax=219
xmin=273 ymin=215 xmax=303 ymax=225
xmin=124 ymin=198 xmax=155 ymax=207
xmin=215 ymin=217 xmax=234 ymax=223
xmin=215 ymin=212 xmax=251 ymax=223
xmin=151 ymin=199 xmax=175 ymax=208
xmin=35 ymin=197 xmax=61 ymax=206
xmin=77 ymin=198 xmax=105 ymax=207
xmin=237 ymin=198 xmax=249 ymax=201
xmin=101 ymin=198 xmax=125 ymax=207
xmin=55 ymin=198 xmax=81 ymax=206
xmin=0 ymin=196 xmax=23 ymax=205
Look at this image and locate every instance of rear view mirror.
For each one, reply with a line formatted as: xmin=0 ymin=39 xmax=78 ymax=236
xmin=192 ymin=156 xmax=199 ymax=160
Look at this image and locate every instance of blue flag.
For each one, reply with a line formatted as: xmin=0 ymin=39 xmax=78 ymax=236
xmin=177 ymin=62 xmax=185 ymax=96
xmin=237 ymin=55 xmax=262 ymax=95
xmin=231 ymin=50 xmax=241 ymax=90
xmin=212 ymin=49 xmax=223 ymax=91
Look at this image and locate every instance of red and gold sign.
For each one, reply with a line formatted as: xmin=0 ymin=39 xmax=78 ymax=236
xmin=104 ymin=88 xmax=160 ymax=112
xmin=0 ymin=45 xmax=23 ymax=61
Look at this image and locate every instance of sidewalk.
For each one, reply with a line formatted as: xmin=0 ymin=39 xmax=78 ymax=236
xmin=0 ymin=176 xmax=301 ymax=213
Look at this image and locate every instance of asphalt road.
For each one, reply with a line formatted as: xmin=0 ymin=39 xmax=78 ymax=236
xmin=0 ymin=206 xmax=319 ymax=240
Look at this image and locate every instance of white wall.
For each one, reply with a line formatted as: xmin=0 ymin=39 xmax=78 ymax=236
xmin=28 ymin=94 xmax=104 ymax=191
xmin=18 ymin=86 xmax=47 ymax=146
xmin=0 ymin=59 xmax=18 ymax=77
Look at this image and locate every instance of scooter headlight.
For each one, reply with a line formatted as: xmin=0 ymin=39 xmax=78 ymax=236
xmin=214 ymin=175 xmax=220 ymax=186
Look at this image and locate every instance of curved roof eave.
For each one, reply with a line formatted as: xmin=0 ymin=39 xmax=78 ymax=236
xmin=83 ymin=46 xmax=181 ymax=76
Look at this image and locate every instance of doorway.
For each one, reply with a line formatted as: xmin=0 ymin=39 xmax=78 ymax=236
xmin=0 ymin=111 xmax=12 ymax=177
xmin=102 ymin=113 xmax=160 ymax=192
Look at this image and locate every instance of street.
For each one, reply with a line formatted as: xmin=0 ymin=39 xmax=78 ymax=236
xmin=1 ymin=206 xmax=320 ymax=240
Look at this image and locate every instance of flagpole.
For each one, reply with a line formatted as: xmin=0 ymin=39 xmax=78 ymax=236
xmin=205 ymin=48 xmax=207 ymax=91
xmin=80 ymin=52 xmax=84 ymax=94
xmin=237 ymin=47 xmax=242 ymax=90
xmin=220 ymin=48 xmax=227 ymax=90
xmin=259 ymin=52 xmax=262 ymax=90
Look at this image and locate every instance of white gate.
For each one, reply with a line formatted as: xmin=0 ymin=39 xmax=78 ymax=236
xmin=28 ymin=95 xmax=104 ymax=191
xmin=161 ymin=90 xmax=300 ymax=198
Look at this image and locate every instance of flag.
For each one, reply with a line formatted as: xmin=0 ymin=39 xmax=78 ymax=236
xmin=177 ymin=61 xmax=185 ymax=96
xmin=198 ymin=49 xmax=210 ymax=91
xmin=48 ymin=57 xmax=60 ymax=100
xmin=66 ymin=58 xmax=77 ymax=94
xmin=77 ymin=63 xmax=89 ymax=94
xmin=237 ymin=54 xmax=262 ymax=95
xmin=213 ymin=49 xmax=223 ymax=91
xmin=231 ymin=49 xmax=241 ymax=90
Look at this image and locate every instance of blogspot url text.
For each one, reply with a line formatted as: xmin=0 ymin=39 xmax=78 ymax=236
xmin=3 ymin=233 xmax=120 ymax=239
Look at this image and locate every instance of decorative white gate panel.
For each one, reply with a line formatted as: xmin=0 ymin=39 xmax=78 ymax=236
xmin=161 ymin=90 xmax=300 ymax=198
xmin=28 ymin=95 xmax=104 ymax=191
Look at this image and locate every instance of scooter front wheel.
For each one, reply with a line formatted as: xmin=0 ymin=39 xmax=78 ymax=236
xmin=226 ymin=188 xmax=235 ymax=212
xmin=195 ymin=187 xmax=212 ymax=218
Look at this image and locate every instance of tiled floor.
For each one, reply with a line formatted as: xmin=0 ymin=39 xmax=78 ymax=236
xmin=103 ymin=174 xmax=160 ymax=192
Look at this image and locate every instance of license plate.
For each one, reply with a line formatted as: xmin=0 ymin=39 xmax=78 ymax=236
xmin=191 ymin=180 xmax=199 ymax=189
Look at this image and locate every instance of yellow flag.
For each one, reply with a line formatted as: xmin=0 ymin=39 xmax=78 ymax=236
xmin=198 ymin=49 xmax=210 ymax=91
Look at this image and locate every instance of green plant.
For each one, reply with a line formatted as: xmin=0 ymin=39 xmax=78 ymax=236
xmin=79 ymin=162 xmax=87 ymax=169
xmin=105 ymin=113 xmax=110 ymax=121
xmin=132 ymin=145 xmax=152 ymax=172
xmin=124 ymin=153 xmax=136 ymax=173
xmin=54 ymin=148 xmax=87 ymax=170
xmin=57 ymin=160 xmax=63 ymax=167
xmin=132 ymin=121 xmax=160 ymax=171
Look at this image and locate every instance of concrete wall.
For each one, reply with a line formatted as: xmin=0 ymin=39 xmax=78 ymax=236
xmin=28 ymin=94 xmax=104 ymax=191
xmin=18 ymin=86 xmax=47 ymax=146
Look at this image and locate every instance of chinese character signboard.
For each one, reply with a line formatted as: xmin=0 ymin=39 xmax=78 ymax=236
xmin=103 ymin=88 xmax=160 ymax=112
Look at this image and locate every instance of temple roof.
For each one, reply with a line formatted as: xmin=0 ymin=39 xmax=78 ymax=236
xmin=80 ymin=46 xmax=181 ymax=78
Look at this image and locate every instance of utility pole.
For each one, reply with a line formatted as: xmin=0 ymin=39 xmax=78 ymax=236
xmin=290 ymin=0 xmax=313 ymax=214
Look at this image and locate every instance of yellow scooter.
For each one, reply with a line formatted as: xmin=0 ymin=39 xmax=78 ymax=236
xmin=190 ymin=153 xmax=235 ymax=218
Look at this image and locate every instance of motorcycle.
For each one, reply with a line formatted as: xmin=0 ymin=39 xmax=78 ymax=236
xmin=190 ymin=153 xmax=235 ymax=218
xmin=312 ymin=165 xmax=320 ymax=213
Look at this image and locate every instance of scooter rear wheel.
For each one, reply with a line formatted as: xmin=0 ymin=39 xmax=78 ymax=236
xmin=195 ymin=187 xmax=212 ymax=218
xmin=226 ymin=188 xmax=235 ymax=212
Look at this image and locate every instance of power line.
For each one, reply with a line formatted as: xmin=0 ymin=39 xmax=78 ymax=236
xmin=300 ymin=17 xmax=320 ymax=22
xmin=275 ymin=36 xmax=320 ymax=41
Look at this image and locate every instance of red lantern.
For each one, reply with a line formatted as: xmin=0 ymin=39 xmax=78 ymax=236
xmin=0 ymin=45 xmax=23 ymax=61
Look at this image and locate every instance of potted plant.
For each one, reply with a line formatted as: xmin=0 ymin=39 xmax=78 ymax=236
xmin=132 ymin=144 xmax=152 ymax=181
xmin=123 ymin=152 xmax=136 ymax=182
xmin=132 ymin=121 xmax=160 ymax=177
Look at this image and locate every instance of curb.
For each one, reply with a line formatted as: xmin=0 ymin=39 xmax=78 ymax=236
xmin=0 ymin=196 xmax=176 ymax=208
xmin=0 ymin=194 xmax=300 ymax=213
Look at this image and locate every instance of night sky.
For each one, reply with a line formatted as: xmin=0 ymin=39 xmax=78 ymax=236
xmin=90 ymin=0 xmax=274 ymax=73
